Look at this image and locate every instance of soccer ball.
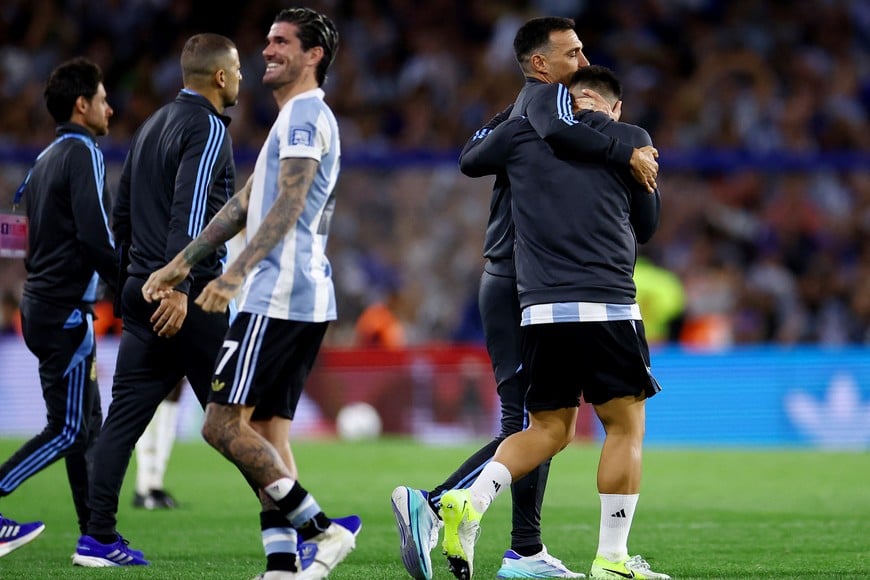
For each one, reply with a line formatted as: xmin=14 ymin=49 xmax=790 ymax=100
xmin=336 ymin=402 xmax=382 ymax=441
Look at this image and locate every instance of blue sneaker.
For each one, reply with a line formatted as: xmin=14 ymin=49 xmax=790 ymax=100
xmin=72 ymin=534 xmax=150 ymax=567
xmin=0 ymin=514 xmax=45 ymax=557
xmin=330 ymin=515 xmax=362 ymax=536
xmin=391 ymin=486 xmax=443 ymax=580
xmin=497 ymin=546 xmax=586 ymax=578
xmin=297 ymin=515 xmax=360 ymax=579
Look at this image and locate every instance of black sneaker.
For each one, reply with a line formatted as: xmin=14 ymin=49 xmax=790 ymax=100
xmin=132 ymin=490 xmax=178 ymax=510
xmin=149 ymin=489 xmax=178 ymax=509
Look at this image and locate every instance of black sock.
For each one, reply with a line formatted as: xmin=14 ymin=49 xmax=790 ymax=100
xmin=92 ymin=533 xmax=118 ymax=545
xmin=513 ymin=543 xmax=543 ymax=557
xmin=260 ymin=510 xmax=298 ymax=572
xmin=297 ymin=512 xmax=332 ymax=541
xmin=273 ymin=480 xmax=310 ymax=515
xmin=426 ymin=493 xmax=440 ymax=516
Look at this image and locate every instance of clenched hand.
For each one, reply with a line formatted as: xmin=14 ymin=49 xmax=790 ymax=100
xmin=194 ymin=273 xmax=243 ymax=314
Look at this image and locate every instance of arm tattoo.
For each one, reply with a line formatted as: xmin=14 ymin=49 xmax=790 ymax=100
xmin=224 ymin=158 xmax=317 ymax=279
xmin=181 ymin=176 xmax=253 ymax=266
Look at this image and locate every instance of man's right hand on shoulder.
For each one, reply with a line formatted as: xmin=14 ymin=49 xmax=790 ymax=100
xmin=629 ymin=145 xmax=659 ymax=193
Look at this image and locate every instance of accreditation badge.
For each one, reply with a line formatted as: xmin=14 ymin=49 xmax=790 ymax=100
xmin=0 ymin=212 xmax=28 ymax=258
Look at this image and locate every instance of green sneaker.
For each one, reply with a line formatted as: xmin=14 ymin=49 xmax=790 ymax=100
xmin=590 ymin=554 xmax=671 ymax=580
xmin=439 ymin=489 xmax=482 ymax=579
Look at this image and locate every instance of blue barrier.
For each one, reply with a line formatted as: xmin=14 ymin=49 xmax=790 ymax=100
xmin=1 ymin=335 xmax=868 ymax=448
xmin=646 ymin=346 xmax=870 ymax=448
xmin=0 ymin=145 xmax=867 ymax=171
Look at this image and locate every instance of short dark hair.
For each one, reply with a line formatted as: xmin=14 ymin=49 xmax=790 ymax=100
xmin=181 ymin=33 xmax=237 ymax=84
xmin=275 ymin=7 xmax=339 ymax=87
xmin=570 ymin=65 xmax=623 ymax=104
xmin=513 ymin=17 xmax=575 ymax=72
xmin=43 ymin=57 xmax=103 ymax=123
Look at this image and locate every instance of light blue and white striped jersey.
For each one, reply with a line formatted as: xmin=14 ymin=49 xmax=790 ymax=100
xmin=521 ymin=302 xmax=642 ymax=326
xmin=237 ymin=88 xmax=340 ymax=322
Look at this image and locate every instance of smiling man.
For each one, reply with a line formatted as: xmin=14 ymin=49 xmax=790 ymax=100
xmin=142 ymin=8 xmax=357 ymax=580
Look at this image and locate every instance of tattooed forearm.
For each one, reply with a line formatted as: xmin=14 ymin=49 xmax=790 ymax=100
xmin=179 ymin=175 xmax=253 ymax=267
xmin=224 ymin=158 xmax=317 ymax=280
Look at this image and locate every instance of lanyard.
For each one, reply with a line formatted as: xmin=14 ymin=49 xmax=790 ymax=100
xmin=12 ymin=133 xmax=93 ymax=211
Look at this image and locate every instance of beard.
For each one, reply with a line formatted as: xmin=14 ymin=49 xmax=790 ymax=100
xmin=262 ymin=62 xmax=302 ymax=89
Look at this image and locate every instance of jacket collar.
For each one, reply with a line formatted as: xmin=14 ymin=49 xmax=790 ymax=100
xmin=176 ymin=89 xmax=232 ymax=126
xmin=55 ymin=122 xmax=96 ymax=142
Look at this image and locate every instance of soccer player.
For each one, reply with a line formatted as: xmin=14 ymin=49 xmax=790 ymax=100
xmin=71 ymin=33 xmax=242 ymax=567
xmin=0 ymin=57 xmax=115 ymax=559
xmin=142 ymin=8 xmax=358 ymax=579
xmin=442 ymin=66 xmax=670 ymax=580
xmin=391 ymin=17 xmax=658 ymax=580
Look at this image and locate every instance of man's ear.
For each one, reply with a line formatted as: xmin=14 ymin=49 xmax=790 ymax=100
xmin=308 ymin=45 xmax=324 ymax=68
xmin=530 ymin=53 xmax=547 ymax=75
xmin=612 ymin=99 xmax=623 ymax=121
xmin=74 ymin=95 xmax=89 ymax=115
xmin=215 ymin=69 xmax=227 ymax=88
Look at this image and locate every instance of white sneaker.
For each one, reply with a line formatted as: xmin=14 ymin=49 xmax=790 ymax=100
xmin=496 ymin=545 xmax=585 ymax=578
xmin=252 ymin=571 xmax=297 ymax=579
xmin=391 ymin=486 xmax=443 ymax=580
xmin=295 ymin=523 xmax=356 ymax=580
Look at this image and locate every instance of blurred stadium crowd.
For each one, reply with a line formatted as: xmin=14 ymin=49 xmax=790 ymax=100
xmin=0 ymin=0 xmax=868 ymax=346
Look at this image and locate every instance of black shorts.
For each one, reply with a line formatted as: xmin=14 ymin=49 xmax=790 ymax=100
xmin=209 ymin=312 xmax=328 ymax=420
xmin=521 ymin=320 xmax=661 ymax=411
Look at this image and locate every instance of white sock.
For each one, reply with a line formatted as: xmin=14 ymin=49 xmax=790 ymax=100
xmin=135 ymin=417 xmax=158 ymax=495
xmin=153 ymin=400 xmax=179 ymax=490
xmin=597 ymin=493 xmax=639 ymax=561
xmin=467 ymin=461 xmax=511 ymax=513
xmin=264 ymin=477 xmax=296 ymax=502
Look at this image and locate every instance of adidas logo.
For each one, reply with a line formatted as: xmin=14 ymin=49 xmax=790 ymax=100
xmin=493 ymin=481 xmax=502 ymax=493
xmin=0 ymin=524 xmax=21 ymax=538
xmin=611 ymin=509 xmax=627 ymax=518
xmin=298 ymin=541 xmax=317 ymax=569
xmin=105 ymin=549 xmax=135 ymax=564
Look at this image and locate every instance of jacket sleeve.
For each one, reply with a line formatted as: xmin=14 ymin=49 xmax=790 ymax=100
xmin=525 ymin=83 xmax=634 ymax=167
xmin=166 ymin=116 xmax=229 ymax=292
xmin=112 ymin=151 xmax=132 ymax=247
xmin=111 ymin=151 xmax=133 ymax=313
xmin=624 ymin=127 xmax=660 ymax=244
xmin=459 ymin=104 xmax=513 ymax=177
xmin=68 ymin=144 xmax=118 ymax=292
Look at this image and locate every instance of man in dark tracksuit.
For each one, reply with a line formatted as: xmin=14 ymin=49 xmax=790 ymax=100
xmin=442 ymin=66 xmax=670 ymax=580
xmin=0 ymin=58 xmax=116 ymax=559
xmin=71 ymin=34 xmax=242 ymax=567
xmin=391 ymin=17 xmax=660 ymax=580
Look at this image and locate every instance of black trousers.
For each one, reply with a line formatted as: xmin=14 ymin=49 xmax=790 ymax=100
xmin=86 ymin=276 xmax=227 ymax=536
xmin=430 ymin=268 xmax=551 ymax=550
xmin=0 ymin=297 xmax=103 ymax=534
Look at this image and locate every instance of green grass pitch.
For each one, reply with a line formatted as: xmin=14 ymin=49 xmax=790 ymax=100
xmin=0 ymin=438 xmax=868 ymax=579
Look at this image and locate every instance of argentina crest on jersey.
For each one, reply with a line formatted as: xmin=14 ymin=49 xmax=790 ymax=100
xmin=290 ymin=127 xmax=313 ymax=147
